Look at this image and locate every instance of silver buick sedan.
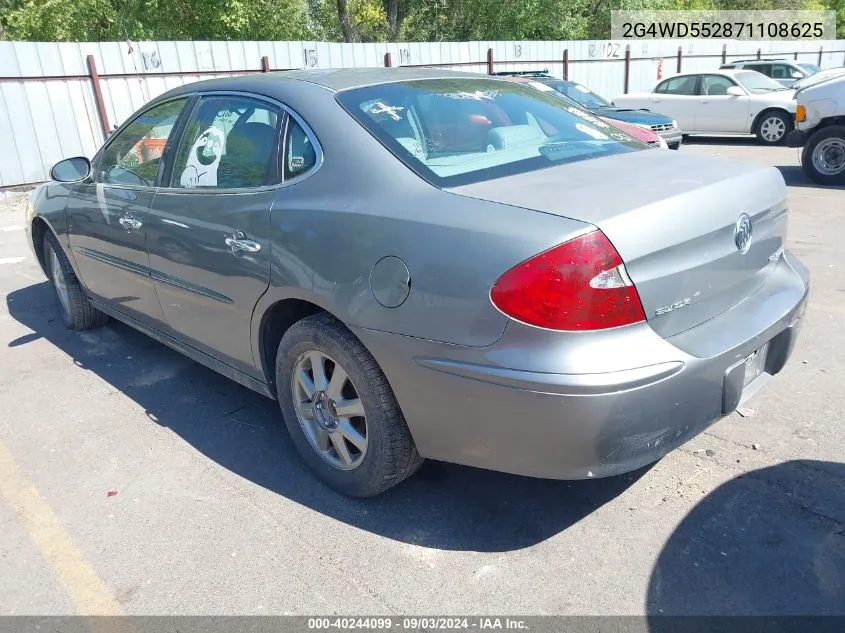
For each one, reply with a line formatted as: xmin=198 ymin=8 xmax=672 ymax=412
xmin=27 ymin=68 xmax=809 ymax=497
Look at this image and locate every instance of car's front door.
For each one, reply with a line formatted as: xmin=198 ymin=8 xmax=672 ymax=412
xmin=146 ymin=94 xmax=282 ymax=377
xmin=66 ymin=98 xmax=189 ymax=327
xmin=695 ymin=74 xmax=750 ymax=133
xmin=649 ymin=75 xmax=700 ymax=131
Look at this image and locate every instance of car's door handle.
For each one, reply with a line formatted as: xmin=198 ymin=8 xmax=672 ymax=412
xmin=225 ymin=231 xmax=261 ymax=254
xmin=700 ymin=100 xmax=709 ymax=105
xmin=119 ymin=217 xmax=143 ymax=231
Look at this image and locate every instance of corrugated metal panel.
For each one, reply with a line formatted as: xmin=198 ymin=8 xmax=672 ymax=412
xmin=1 ymin=37 xmax=844 ymax=195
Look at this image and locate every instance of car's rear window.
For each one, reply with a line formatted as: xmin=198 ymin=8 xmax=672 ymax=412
xmin=336 ymin=78 xmax=646 ymax=187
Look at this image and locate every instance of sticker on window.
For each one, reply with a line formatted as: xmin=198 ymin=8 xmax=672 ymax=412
xmin=368 ymin=101 xmax=405 ymax=121
xmin=576 ymin=123 xmax=609 ymax=140
xmin=443 ymin=90 xmax=501 ymax=101
xmin=180 ymin=126 xmax=226 ymax=188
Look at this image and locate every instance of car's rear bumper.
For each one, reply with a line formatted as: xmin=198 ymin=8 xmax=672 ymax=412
xmin=353 ymin=252 xmax=809 ymax=480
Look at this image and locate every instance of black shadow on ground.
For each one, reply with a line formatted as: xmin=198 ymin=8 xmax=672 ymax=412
xmin=682 ymin=135 xmax=761 ymax=147
xmin=776 ymin=164 xmax=843 ymax=191
xmin=6 ymin=281 xmax=646 ymax=553
xmin=647 ymin=459 xmax=845 ymax=622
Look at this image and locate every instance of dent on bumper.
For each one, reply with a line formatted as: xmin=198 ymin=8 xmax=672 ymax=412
xmin=354 ymin=254 xmax=809 ymax=481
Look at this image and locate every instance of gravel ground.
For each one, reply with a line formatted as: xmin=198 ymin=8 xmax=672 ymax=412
xmin=0 ymin=139 xmax=842 ymax=617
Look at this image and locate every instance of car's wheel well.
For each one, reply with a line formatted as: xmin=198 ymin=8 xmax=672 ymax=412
xmin=752 ymin=108 xmax=792 ymax=133
xmin=30 ymin=217 xmax=50 ymax=276
xmin=259 ymin=298 xmax=324 ymax=396
xmin=817 ymin=116 xmax=845 ymax=130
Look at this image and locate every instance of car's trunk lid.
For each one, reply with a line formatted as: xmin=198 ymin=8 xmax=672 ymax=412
xmin=447 ymin=149 xmax=788 ymax=339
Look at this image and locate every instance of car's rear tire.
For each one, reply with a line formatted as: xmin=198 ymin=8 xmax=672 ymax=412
xmin=755 ymin=110 xmax=792 ymax=145
xmin=43 ymin=232 xmax=109 ymax=331
xmin=801 ymin=125 xmax=845 ymax=186
xmin=275 ymin=312 xmax=423 ymax=497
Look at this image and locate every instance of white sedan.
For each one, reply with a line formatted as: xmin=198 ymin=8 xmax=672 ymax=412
xmin=612 ymin=69 xmax=796 ymax=145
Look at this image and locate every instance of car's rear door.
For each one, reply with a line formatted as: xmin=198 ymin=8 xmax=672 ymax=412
xmin=648 ymin=75 xmax=700 ymax=131
xmin=66 ymin=97 xmax=190 ymax=328
xmin=146 ymin=93 xmax=282 ymax=377
xmin=696 ymin=74 xmax=750 ymax=133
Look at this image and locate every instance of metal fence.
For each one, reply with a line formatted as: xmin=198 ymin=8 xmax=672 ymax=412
xmin=1 ymin=38 xmax=844 ymax=194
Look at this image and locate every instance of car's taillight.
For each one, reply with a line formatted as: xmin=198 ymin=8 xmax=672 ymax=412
xmin=490 ymin=230 xmax=646 ymax=331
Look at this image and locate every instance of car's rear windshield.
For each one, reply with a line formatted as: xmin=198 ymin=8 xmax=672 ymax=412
xmin=336 ymin=78 xmax=646 ymax=188
xmin=542 ymin=80 xmax=610 ymax=109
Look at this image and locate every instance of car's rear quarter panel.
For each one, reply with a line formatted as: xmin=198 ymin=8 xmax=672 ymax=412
xmin=254 ymin=80 xmax=593 ymax=349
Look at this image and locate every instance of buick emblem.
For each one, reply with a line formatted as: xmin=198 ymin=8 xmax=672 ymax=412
xmin=734 ymin=213 xmax=752 ymax=254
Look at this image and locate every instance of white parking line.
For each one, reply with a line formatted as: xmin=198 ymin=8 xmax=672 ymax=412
xmin=0 ymin=226 xmax=24 ymax=232
xmin=0 ymin=257 xmax=26 ymax=265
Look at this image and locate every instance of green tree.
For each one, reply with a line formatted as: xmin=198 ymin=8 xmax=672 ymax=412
xmin=3 ymin=0 xmax=310 ymax=41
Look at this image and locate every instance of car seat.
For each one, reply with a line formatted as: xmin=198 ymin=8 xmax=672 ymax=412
xmin=217 ymin=122 xmax=275 ymax=188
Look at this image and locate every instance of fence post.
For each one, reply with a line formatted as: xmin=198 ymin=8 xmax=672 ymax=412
xmin=756 ymin=48 xmax=762 ymax=60
xmin=818 ymin=46 xmax=823 ymax=67
xmin=676 ymin=46 xmax=682 ymax=73
xmin=86 ymin=55 xmax=110 ymax=139
xmin=261 ymin=56 xmax=270 ymax=72
xmin=623 ymin=44 xmax=631 ymax=94
xmin=563 ymin=48 xmax=569 ymax=79
xmin=721 ymin=44 xmax=727 ymax=65
xmin=384 ymin=52 xmax=392 ymax=67
xmin=486 ymin=48 xmax=494 ymax=74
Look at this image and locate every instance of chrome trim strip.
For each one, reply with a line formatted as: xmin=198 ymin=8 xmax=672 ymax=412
xmin=73 ymin=247 xmax=148 ymax=277
xmin=150 ymin=269 xmax=233 ymax=304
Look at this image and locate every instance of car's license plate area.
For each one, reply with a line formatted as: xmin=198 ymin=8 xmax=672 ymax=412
xmin=743 ymin=342 xmax=769 ymax=387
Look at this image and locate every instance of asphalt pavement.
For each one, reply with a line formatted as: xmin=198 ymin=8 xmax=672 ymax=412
xmin=0 ymin=138 xmax=843 ymax=616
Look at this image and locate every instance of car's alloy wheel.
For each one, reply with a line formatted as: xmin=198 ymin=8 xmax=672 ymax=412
xmin=49 ymin=247 xmax=71 ymax=321
xmin=43 ymin=232 xmax=109 ymax=331
xmin=291 ymin=350 xmax=368 ymax=470
xmin=757 ymin=113 xmax=790 ymax=144
xmin=276 ymin=313 xmax=423 ymax=497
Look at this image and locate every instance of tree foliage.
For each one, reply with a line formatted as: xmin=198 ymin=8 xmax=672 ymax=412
xmin=0 ymin=0 xmax=839 ymax=41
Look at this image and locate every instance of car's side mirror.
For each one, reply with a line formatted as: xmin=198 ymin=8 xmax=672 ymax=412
xmin=726 ymin=86 xmax=745 ymax=97
xmin=50 ymin=157 xmax=91 ymax=183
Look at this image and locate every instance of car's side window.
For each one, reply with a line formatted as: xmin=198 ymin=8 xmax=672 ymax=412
xmin=97 ymin=98 xmax=188 ymax=188
xmin=771 ymin=64 xmax=802 ymax=79
xmin=654 ymin=80 xmax=669 ymax=94
xmin=283 ymin=117 xmax=318 ymax=181
xmin=661 ymin=76 xmax=698 ymax=96
xmin=751 ymin=63 xmax=773 ymax=77
xmin=700 ymin=75 xmax=738 ymax=96
xmin=169 ymin=95 xmax=281 ymax=189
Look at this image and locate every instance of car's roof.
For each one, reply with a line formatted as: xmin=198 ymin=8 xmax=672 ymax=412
xmin=664 ymin=69 xmax=754 ymax=80
xmin=156 ymin=67 xmax=497 ymax=100
xmin=726 ymin=59 xmax=791 ymax=65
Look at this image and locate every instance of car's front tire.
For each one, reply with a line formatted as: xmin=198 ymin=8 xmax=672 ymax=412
xmin=755 ymin=110 xmax=792 ymax=145
xmin=275 ymin=313 xmax=423 ymax=497
xmin=801 ymin=125 xmax=845 ymax=186
xmin=43 ymin=232 xmax=109 ymax=331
